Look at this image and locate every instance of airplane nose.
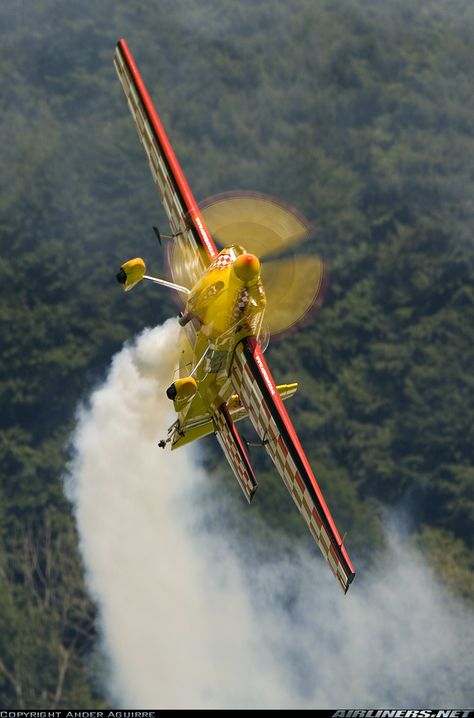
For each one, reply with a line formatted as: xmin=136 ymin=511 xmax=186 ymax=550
xmin=233 ymin=253 xmax=260 ymax=284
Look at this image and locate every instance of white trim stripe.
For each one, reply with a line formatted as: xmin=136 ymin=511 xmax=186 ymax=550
xmin=114 ymin=48 xmax=208 ymax=287
xmin=213 ymin=406 xmax=257 ymax=503
xmin=230 ymin=342 xmax=351 ymax=592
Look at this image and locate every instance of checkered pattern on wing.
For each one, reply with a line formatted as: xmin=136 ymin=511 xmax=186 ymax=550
xmin=213 ymin=406 xmax=257 ymax=504
xmin=114 ymin=49 xmax=207 ymax=284
xmin=231 ymin=343 xmax=350 ymax=592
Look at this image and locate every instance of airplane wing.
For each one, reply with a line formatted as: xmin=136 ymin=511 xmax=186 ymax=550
xmin=213 ymin=403 xmax=258 ymax=503
xmin=114 ymin=39 xmax=218 ymax=287
xmin=231 ymin=337 xmax=355 ymax=592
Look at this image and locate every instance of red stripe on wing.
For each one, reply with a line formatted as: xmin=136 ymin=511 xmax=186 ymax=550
xmin=117 ymin=39 xmax=218 ymax=261
xmin=241 ymin=336 xmax=355 ymax=588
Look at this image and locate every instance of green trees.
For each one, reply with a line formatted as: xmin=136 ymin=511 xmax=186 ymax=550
xmin=0 ymin=518 xmax=100 ymax=706
xmin=1 ymin=0 xmax=473 ymax=705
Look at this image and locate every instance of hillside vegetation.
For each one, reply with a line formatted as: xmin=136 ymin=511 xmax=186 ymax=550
xmin=0 ymin=0 xmax=473 ymax=705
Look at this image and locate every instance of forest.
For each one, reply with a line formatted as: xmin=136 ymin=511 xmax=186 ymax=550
xmin=0 ymin=0 xmax=473 ymax=707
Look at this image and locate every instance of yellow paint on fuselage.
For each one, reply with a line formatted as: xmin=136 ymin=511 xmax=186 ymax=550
xmin=174 ymin=245 xmax=266 ymax=427
xmin=185 ymin=246 xmax=262 ymax=338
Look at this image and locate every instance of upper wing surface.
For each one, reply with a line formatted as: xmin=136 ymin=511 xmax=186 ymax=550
xmin=115 ymin=39 xmax=217 ymax=287
xmin=231 ymin=337 xmax=355 ymax=592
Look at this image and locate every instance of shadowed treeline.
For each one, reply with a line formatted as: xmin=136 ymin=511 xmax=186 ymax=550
xmin=0 ymin=0 xmax=473 ymax=706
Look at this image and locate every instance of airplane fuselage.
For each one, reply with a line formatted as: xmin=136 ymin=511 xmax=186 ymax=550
xmin=169 ymin=244 xmax=267 ymax=441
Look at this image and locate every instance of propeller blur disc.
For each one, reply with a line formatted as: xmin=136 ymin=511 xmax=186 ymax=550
xmin=200 ymin=191 xmax=327 ymax=338
xmin=200 ymin=191 xmax=312 ymax=260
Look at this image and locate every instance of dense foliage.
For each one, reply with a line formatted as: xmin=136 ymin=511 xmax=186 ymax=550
xmin=0 ymin=0 xmax=472 ymax=706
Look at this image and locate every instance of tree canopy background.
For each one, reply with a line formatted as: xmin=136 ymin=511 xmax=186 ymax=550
xmin=0 ymin=0 xmax=473 ymax=706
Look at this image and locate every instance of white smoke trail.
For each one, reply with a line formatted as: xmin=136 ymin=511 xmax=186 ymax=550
xmin=66 ymin=321 xmax=474 ymax=709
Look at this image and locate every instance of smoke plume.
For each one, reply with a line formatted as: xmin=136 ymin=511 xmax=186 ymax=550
xmin=66 ymin=321 xmax=474 ymax=709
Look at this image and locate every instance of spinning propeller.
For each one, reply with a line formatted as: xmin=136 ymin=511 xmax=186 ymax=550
xmin=167 ymin=191 xmax=327 ymax=339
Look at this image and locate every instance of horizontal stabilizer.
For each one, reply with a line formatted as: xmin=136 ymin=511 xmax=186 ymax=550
xmin=228 ymin=382 xmax=297 ymax=423
xmin=169 ymin=383 xmax=298 ymax=450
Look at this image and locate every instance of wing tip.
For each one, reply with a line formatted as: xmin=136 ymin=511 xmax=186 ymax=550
xmin=342 ymin=569 xmax=356 ymax=594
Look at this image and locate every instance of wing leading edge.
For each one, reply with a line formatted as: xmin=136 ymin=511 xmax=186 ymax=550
xmin=114 ymin=39 xmax=218 ymax=287
xmin=231 ymin=337 xmax=355 ymax=592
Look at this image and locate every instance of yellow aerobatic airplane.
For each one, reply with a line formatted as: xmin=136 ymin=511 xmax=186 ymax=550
xmin=114 ymin=39 xmax=355 ymax=592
